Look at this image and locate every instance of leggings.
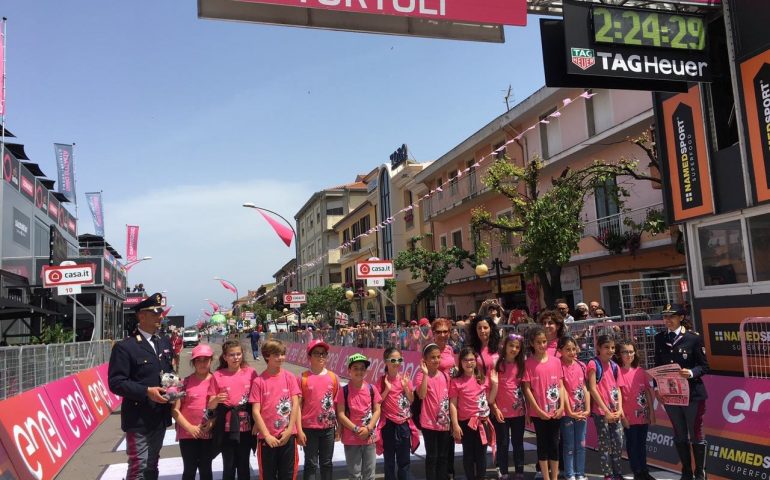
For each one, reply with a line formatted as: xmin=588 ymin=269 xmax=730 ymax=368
xmin=221 ymin=431 xmax=254 ymax=480
xmin=592 ymin=414 xmax=623 ymax=477
xmin=492 ymin=416 xmax=525 ymax=474
xmin=531 ymin=418 xmax=560 ymax=462
xmin=460 ymin=420 xmax=488 ymax=480
xmin=179 ymin=438 xmax=214 ymax=480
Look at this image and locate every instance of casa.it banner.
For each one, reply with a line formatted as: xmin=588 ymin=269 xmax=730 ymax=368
xmin=126 ymin=225 xmax=139 ymax=262
xmin=0 ymin=363 xmax=121 ymax=480
xmin=740 ymin=47 xmax=770 ymax=203
xmin=85 ymin=192 xmax=104 ymax=237
xmin=53 ymin=144 xmax=76 ymax=204
xmin=236 ymin=0 xmax=527 ymax=26
xmin=660 ymin=85 xmax=714 ymax=223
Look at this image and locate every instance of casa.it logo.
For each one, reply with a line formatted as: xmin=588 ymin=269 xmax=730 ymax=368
xmin=721 ymin=388 xmax=770 ymax=423
xmin=709 ymin=444 xmax=770 ymax=469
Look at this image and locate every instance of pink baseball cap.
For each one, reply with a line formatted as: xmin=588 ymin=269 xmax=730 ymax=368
xmin=419 ymin=317 xmax=430 ymax=327
xmin=306 ymin=339 xmax=330 ymax=356
xmin=191 ymin=344 xmax=214 ymax=359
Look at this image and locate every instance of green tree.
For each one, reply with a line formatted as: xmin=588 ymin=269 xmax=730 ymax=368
xmin=471 ymin=155 xmax=654 ymax=308
xmin=393 ymin=235 xmax=472 ymax=315
xmin=306 ymin=286 xmax=351 ymax=327
xmin=32 ymin=322 xmax=75 ymax=344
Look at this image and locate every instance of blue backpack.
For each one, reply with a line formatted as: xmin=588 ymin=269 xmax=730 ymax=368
xmin=591 ymin=357 xmax=619 ymax=383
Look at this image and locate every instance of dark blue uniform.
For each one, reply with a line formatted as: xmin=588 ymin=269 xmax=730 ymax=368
xmin=108 ymin=330 xmax=174 ymax=432
xmin=654 ymin=327 xmax=709 ymax=480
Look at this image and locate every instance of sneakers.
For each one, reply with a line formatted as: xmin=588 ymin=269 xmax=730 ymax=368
xmin=576 ymin=477 xmax=588 ymax=480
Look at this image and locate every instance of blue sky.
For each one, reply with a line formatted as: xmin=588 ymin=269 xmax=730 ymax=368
xmin=3 ymin=1 xmax=547 ymax=324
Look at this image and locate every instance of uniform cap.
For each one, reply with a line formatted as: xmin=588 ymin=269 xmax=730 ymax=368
xmin=661 ymin=303 xmax=686 ymax=315
xmin=133 ymin=292 xmax=164 ymax=313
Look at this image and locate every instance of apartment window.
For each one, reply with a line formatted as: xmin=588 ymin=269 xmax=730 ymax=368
xmin=380 ymin=169 xmax=393 ymax=259
xmin=327 ymin=207 xmax=343 ymax=215
xmin=452 ymin=229 xmax=463 ymax=250
xmin=439 ymin=235 xmax=448 ymax=249
xmin=329 ymin=272 xmax=342 ymax=284
xmin=352 ymin=222 xmax=361 ymax=251
xmin=498 ymin=211 xmax=514 ymax=251
xmin=467 ymin=159 xmax=477 ymax=195
xmin=446 ymin=304 xmax=457 ymax=320
xmin=595 ymin=176 xmax=621 ymax=234
xmin=494 ymin=141 xmax=506 ymax=160
xmin=449 ymin=170 xmax=458 ymax=195
xmin=344 ymin=267 xmax=354 ymax=285
xmin=404 ymin=190 xmax=414 ymax=228
xmin=34 ymin=220 xmax=49 ymax=257
xmin=698 ymin=219 xmax=747 ymax=286
xmin=359 ymin=215 xmax=370 ymax=239
xmin=539 ymin=107 xmax=561 ymax=159
xmin=342 ymin=228 xmax=350 ymax=250
xmin=436 ymin=177 xmax=443 ymax=199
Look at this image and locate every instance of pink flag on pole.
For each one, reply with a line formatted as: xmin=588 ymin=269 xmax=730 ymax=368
xmin=219 ymin=279 xmax=237 ymax=294
xmin=257 ymin=210 xmax=294 ymax=247
xmin=126 ymin=225 xmax=139 ymax=262
xmin=203 ymin=310 xmax=212 ymax=317
xmin=161 ymin=307 xmax=172 ymax=318
xmin=207 ymin=299 xmax=220 ymax=312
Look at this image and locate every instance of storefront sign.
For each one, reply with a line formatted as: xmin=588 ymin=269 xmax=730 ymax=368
xmin=500 ymin=274 xmax=523 ymax=293
xmin=12 ymin=208 xmax=30 ymax=249
xmin=660 ymin=85 xmax=715 ymax=222
xmin=740 ymin=47 xmax=770 ymax=203
xmin=19 ymin=165 xmax=35 ymax=202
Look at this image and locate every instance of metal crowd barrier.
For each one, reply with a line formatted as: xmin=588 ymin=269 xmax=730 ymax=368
xmin=740 ymin=317 xmax=770 ymax=378
xmin=0 ymin=340 xmax=113 ymax=401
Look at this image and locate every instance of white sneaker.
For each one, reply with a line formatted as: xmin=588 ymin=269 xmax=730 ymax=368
xmin=576 ymin=476 xmax=588 ymax=480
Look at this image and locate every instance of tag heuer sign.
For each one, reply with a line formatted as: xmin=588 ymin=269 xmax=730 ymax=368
xmin=571 ymin=48 xmax=595 ymax=71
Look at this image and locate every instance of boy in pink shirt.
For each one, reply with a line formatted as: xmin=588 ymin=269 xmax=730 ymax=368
xmin=251 ymin=339 xmax=301 ymax=480
xmin=296 ymin=339 xmax=339 ymax=480
xmin=336 ymin=353 xmax=382 ymax=480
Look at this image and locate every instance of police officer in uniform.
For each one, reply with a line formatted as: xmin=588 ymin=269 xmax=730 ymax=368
xmin=108 ymin=293 xmax=174 ymax=480
xmin=653 ymin=304 xmax=709 ymax=480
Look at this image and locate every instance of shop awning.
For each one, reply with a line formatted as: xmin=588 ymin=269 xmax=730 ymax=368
xmin=5 ymin=143 xmax=29 ymax=160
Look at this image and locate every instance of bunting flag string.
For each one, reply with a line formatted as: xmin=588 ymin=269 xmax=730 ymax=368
xmin=252 ymin=89 xmax=599 ymax=302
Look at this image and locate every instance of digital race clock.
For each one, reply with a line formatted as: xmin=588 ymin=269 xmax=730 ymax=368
xmin=592 ymin=6 xmax=706 ymax=51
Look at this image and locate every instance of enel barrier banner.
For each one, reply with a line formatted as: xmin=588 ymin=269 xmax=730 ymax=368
xmin=0 ymin=363 xmax=118 ymax=480
xmin=95 ymin=362 xmax=123 ymax=411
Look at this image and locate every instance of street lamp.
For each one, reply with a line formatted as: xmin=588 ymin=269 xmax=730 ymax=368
xmin=124 ymin=256 xmax=152 ymax=272
xmin=345 ymin=285 xmax=375 ymax=324
xmin=475 ymin=258 xmax=512 ymax=300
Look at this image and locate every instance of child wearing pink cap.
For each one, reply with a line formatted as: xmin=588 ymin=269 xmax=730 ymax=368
xmin=297 ymin=339 xmax=339 ymax=480
xmin=172 ymin=344 xmax=216 ymax=480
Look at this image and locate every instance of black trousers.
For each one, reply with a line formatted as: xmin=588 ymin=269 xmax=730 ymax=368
xmin=179 ymin=438 xmax=214 ymax=480
xmin=422 ymin=428 xmax=451 ymax=480
xmin=221 ymin=431 xmax=254 ymax=480
xmin=492 ymin=416 xmax=525 ymax=474
xmin=531 ymin=418 xmax=560 ymax=462
xmin=460 ymin=420 xmax=488 ymax=480
xmin=257 ymin=436 xmax=298 ymax=480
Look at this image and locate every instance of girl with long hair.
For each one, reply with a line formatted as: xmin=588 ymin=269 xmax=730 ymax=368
xmin=492 ymin=333 xmax=527 ymax=479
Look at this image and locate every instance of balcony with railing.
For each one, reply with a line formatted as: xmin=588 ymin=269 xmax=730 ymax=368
xmin=581 ymin=203 xmax=665 ymax=248
xmin=425 ymin=158 xmax=498 ymax=218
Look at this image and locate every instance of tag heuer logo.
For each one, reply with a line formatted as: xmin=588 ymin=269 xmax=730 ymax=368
xmin=571 ymin=48 xmax=595 ymax=71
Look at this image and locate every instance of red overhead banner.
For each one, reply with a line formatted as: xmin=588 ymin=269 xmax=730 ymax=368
xmin=236 ymin=0 xmax=527 ymax=26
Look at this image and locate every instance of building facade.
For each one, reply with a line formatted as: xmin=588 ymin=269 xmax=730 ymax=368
xmin=295 ymin=177 xmax=368 ymax=292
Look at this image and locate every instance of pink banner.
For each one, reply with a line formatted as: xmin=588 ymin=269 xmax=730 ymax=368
xmin=43 ymin=375 xmax=102 ymax=453
xmin=126 ymin=225 xmax=139 ymax=262
xmin=237 ymin=0 xmax=527 ymax=26
xmin=94 ymin=363 xmax=123 ymax=412
xmin=285 ymin=343 xmax=422 ymax=384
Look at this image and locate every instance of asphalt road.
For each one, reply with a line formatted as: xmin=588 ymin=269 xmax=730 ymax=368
xmin=55 ymin=336 xmax=680 ymax=479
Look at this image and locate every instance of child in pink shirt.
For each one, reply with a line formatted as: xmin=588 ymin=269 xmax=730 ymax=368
xmin=296 ymin=339 xmax=339 ymax=480
xmin=450 ymin=346 xmax=498 ymax=480
xmin=587 ymin=335 xmax=625 ymax=480
xmin=559 ymin=337 xmax=590 ymax=480
xmin=522 ymin=325 xmax=565 ymax=480
xmin=415 ymin=343 xmax=451 ymax=480
xmin=251 ymin=339 xmax=301 ymax=480
xmin=208 ymin=340 xmax=258 ymax=480
xmin=492 ymin=333 xmax=527 ymax=478
xmin=172 ymin=344 xmax=216 ymax=480
xmin=378 ymin=347 xmax=415 ymax=480
xmin=616 ymin=340 xmax=655 ymax=480
xmin=336 ymin=353 xmax=382 ymax=480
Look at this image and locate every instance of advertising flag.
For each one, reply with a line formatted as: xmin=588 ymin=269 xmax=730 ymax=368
xmin=256 ymin=209 xmax=294 ymax=247
xmin=126 ymin=225 xmax=139 ymax=262
xmin=85 ymin=192 xmax=104 ymax=236
xmin=219 ymin=279 xmax=238 ymax=295
xmin=53 ymin=143 xmax=76 ymax=203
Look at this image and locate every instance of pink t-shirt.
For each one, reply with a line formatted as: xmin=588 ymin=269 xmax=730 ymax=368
xmin=477 ymin=346 xmax=499 ymax=376
xmin=414 ymin=370 xmax=450 ymax=431
xmin=439 ymin=345 xmax=456 ymax=374
xmin=546 ymin=338 xmax=559 ymax=357
xmin=495 ymin=362 xmax=526 ymax=418
xmin=335 ymin=382 xmax=382 ymax=446
xmin=619 ymin=366 xmax=651 ymax=425
xmin=561 ymin=360 xmax=587 ymax=414
xmin=587 ymin=359 xmax=624 ymax=416
xmin=379 ymin=374 xmax=414 ymax=424
xmin=249 ymin=369 xmax=301 ymax=437
xmin=299 ymin=370 xmax=338 ymax=429
xmin=176 ymin=374 xmax=213 ymax=441
xmin=523 ymin=356 xmax=563 ymax=415
xmin=449 ymin=374 xmax=490 ymax=421
xmin=208 ymin=367 xmax=258 ymax=432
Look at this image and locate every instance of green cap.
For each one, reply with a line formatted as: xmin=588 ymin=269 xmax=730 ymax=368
xmin=347 ymin=353 xmax=371 ymax=368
